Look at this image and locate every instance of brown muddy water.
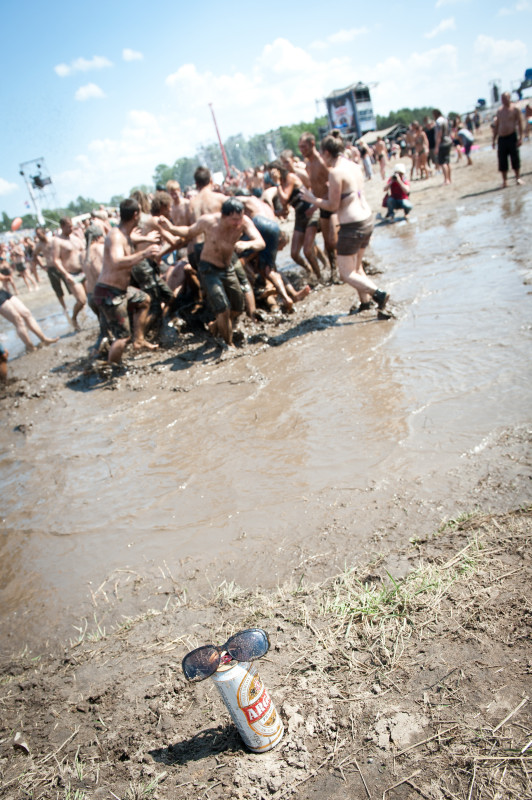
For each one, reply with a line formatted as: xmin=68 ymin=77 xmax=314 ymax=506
xmin=1 ymin=184 xmax=531 ymax=653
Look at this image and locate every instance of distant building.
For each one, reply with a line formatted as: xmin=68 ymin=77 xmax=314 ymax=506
xmin=325 ymin=82 xmax=376 ymax=140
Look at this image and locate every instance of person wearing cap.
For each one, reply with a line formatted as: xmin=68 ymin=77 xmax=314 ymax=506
xmin=384 ymin=164 xmax=412 ymax=221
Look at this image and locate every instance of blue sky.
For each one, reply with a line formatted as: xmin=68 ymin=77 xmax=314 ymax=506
xmin=0 ymin=0 xmax=530 ymax=216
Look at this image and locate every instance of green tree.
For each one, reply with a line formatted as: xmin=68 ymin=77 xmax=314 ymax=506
xmin=376 ymin=107 xmax=434 ymax=129
xmin=66 ymin=196 xmax=101 ymax=215
xmin=109 ymin=194 xmax=125 ymax=207
xmin=0 ymin=212 xmax=12 ymax=233
xmin=153 ymin=164 xmax=176 ymax=188
xmin=21 ymin=213 xmax=38 ymax=229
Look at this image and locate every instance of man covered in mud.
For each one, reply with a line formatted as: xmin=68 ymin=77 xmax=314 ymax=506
xmin=51 ymin=217 xmax=88 ymax=330
xmin=93 ymin=198 xmax=160 ymax=364
xmin=492 ymin=92 xmax=524 ymax=188
xmin=166 ymin=198 xmax=265 ymax=346
xmin=298 ymin=132 xmax=339 ymax=283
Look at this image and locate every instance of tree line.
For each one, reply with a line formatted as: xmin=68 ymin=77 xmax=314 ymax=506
xmin=1 ymin=106 xmax=456 ymax=231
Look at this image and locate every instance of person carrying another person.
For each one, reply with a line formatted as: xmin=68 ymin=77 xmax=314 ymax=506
xmin=384 ymin=164 xmax=412 ymax=221
xmin=166 ymin=198 xmax=265 ymax=347
xmin=92 ymin=198 xmax=161 ymax=364
xmin=300 ymin=134 xmax=390 ymax=317
xmin=492 ymin=91 xmax=524 ymax=188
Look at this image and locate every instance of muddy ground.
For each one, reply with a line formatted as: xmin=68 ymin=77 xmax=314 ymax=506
xmin=1 ymin=132 xmax=531 ymax=799
xmin=0 ymin=509 xmax=531 ymax=800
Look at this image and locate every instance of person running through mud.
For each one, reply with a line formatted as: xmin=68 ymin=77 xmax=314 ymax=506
xmin=52 ymin=217 xmax=88 ymax=330
xmin=0 ymin=288 xmax=59 ymax=352
xmin=93 ymin=198 xmax=161 ymax=364
xmin=300 ymin=135 xmax=390 ymax=317
xmin=492 ymin=92 xmax=524 ymax=188
xmin=298 ymin=132 xmax=339 ymax=283
xmin=168 ymin=198 xmax=265 ymax=346
xmin=33 ymin=227 xmax=78 ymax=326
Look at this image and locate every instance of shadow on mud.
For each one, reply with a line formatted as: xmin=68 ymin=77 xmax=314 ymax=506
xmin=149 ymin=723 xmax=244 ymax=765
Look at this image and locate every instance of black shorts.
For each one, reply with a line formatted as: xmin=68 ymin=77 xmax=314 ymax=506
xmin=320 ymin=209 xmax=333 ymax=220
xmin=438 ymin=142 xmax=452 ymax=166
xmin=337 ymin=216 xmax=374 ymax=256
xmin=198 ymin=260 xmax=244 ymax=315
xmin=497 ymin=132 xmax=520 ymax=173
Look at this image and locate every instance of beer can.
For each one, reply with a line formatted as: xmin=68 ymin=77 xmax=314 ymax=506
xmin=211 ymin=661 xmax=284 ymax=752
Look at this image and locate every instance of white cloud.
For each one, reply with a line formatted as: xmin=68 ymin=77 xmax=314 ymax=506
xmin=498 ymin=1 xmax=530 ymax=14
xmin=123 ymin=48 xmax=143 ymax=61
xmin=54 ymin=55 xmax=113 ymax=77
xmin=52 ymin=31 xmax=524 ymax=208
xmin=75 ymin=83 xmax=106 ymax=101
xmin=311 ymin=27 xmax=369 ymax=49
xmin=474 ymin=34 xmax=527 ymax=66
xmin=0 ymin=178 xmax=18 ymax=197
xmin=367 ymin=44 xmax=461 ymax=114
xmin=425 ymin=17 xmax=456 ymax=38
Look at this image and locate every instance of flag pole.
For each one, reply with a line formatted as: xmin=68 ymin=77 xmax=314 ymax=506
xmin=209 ymin=103 xmax=231 ymax=178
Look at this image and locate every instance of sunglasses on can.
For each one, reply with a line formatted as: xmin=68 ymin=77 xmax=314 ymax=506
xmin=182 ymin=628 xmax=270 ymax=682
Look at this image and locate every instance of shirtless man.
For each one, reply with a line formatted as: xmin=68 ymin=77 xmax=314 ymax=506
xmin=93 ymin=198 xmax=160 ymax=364
xmin=170 ymin=198 xmax=265 ymax=346
xmin=52 ymin=217 xmax=87 ymax=329
xmin=33 ymin=227 xmax=74 ymax=323
xmin=492 ymin=92 xmax=524 ymax=187
xmin=188 ymin=167 xmax=225 ymax=265
xmin=166 ymin=180 xmax=192 ymax=228
xmin=298 ymin=132 xmax=339 ymax=282
xmin=374 ymin=136 xmax=388 ymax=180
xmin=82 ymin=224 xmax=108 ymax=353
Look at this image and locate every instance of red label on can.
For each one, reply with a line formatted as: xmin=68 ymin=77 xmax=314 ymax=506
xmin=241 ymin=687 xmax=272 ymax=725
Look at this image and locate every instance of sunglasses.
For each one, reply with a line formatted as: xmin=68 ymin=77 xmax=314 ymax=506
xmin=182 ymin=628 xmax=270 ymax=682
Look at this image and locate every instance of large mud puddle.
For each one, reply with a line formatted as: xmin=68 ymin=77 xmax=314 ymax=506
xmin=1 ymin=186 xmax=531 ymax=651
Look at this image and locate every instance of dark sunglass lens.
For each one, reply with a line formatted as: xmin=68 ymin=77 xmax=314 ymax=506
xmin=182 ymin=646 xmax=220 ymax=682
xmin=226 ymin=629 xmax=269 ymax=662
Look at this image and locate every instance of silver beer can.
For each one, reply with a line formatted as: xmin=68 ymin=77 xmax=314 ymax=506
xmin=211 ymin=660 xmax=284 ymax=752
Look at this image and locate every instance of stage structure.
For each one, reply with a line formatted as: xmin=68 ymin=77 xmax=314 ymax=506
xmin=325 ymin=82 xmax=377 ymax=141
xmin=18 ymin=158 xmax=58 ymax=225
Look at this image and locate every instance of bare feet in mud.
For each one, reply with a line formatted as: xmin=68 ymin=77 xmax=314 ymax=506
xmin=132 ymin=340 xmax=159 ymax=353
xmin=43 ymin=336 xmax=60 ymax=346
xmin=293 ymin=285 xmax=311 ymax=302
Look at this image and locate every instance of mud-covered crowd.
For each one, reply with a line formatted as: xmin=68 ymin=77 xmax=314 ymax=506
xmin=0 ymin=95 xmax=528 ymax=369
